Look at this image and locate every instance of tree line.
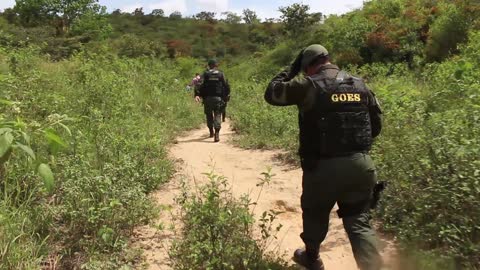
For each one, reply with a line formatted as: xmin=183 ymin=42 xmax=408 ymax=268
xmin=2 ymin=0 xmax=479 ymax=67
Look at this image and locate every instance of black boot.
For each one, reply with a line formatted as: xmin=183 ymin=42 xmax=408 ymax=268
xmin=214 ymin=128 xmax=220 ymax=142
xmin=222 ymin=113 xmax=226 ymax=122
xmin=293 ymin=249 xmax=324 ymax=270
xmin=209 ymin=128 xmax=214 ymax=138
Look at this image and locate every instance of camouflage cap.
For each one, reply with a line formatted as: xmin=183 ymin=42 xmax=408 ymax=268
xmin=301 ymin=44 xmax=329 ymax=70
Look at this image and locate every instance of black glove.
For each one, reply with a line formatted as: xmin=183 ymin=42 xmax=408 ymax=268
xmin=287 ymin=49 xmax=304 ymax=79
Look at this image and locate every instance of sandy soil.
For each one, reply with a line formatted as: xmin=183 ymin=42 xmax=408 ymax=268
xmin=133 ymin=120 xmax=397 ymax=270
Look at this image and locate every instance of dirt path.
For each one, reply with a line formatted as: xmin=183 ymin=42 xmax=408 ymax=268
xmin=133 ymin=121 xmax=396 ymax=270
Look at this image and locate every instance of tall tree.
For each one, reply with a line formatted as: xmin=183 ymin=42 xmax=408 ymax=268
xmin=151 ymin=9 xmax=164 ymax=17
xmin=169 ymin=11 xmax=182 ymax=19
xmin=133 ymin=7 xmax=144 ymax=17
xmin=112 ymin=8 xmax=122 ymax=16
xmin=70 ymin=4 xmax=111 ymax=39
xmin=195 ymin=11 xmax=216 ymax=23
xmin=14 ymin=0 xmax=51 ymax=26
xmin=221 ymin=12 xmax=241 ymax=24
xmin=242 ymin=9 xmax=259 ymax=24
xmin=279 ymin=3 xmax=322 ymax=35
xmin=14 ymin=0 xmax=107 ymax=35
xmin=52 ymin=0 xmax=104 ymax=34
xmin=1 ymin=8 xmax=18 ymax=24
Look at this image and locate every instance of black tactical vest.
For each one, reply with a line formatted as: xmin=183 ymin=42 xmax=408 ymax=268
xmin=299 ymin=71 xmax=373 ymax=158
xmin=201 ymin=69 xmax=225 ymax=97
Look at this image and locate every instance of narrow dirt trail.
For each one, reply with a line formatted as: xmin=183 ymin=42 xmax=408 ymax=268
xmin=133 ymin=120 xmax=396 ymax=270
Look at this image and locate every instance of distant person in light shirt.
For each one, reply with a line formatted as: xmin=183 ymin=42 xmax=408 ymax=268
xmin=186 ymin=73 xmax=201 ymax=91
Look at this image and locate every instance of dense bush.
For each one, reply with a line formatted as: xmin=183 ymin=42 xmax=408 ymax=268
xmin=0 ymin=47 xmax=203 ymax=268
xmin=373 ymin=31 xmax=480 ymax=268
xmin=170 ymin=171 xmax=291 ymax=270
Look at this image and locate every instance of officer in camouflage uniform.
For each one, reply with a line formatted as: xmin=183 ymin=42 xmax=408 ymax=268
xmin=264 ymin=45 xmax=383 ymax=270
xmin=195 ymin=59 xmax=230 ymax=142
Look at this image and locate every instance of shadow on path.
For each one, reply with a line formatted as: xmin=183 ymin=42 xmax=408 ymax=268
xmin=175 ymin=136 xmax=215 ymax=144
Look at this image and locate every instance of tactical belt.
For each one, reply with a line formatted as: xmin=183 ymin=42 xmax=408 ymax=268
xmin=302 ymin=151 xmax=368 ymax=160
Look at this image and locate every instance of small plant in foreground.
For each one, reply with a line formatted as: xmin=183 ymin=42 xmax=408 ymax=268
xmin=170 ymin=170 xmax=293 ymax=270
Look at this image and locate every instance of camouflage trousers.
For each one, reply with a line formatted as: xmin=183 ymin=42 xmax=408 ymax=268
xmin=203 ymin=96 xmax=225 ymax=130
xmin=300 ymin=153 xmax=382 ymax=270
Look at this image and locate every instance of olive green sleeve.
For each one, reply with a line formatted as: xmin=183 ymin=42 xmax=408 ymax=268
xmin=194 ymin=84 xmax=201 ymax=97
xmin=264 ymin=70 xmax=310 ymax=106
xmin=367 ymin=89 xmax=383 ymax=138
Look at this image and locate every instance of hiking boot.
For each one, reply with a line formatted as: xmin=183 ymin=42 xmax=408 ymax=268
xmin=214 ymin=128 xmax=220 ymax=142
xmin=209 ymin=128 xmax=214 ymax=138
xmin=293 ymin=249 xmax=325 ymax=270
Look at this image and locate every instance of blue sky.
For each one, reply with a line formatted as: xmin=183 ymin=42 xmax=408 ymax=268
xmin=0 ymin=0 xmax=366 ymax=19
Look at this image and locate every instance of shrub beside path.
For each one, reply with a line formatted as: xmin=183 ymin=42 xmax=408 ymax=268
xmin=133 ymin=120 xmax=397 ymax=269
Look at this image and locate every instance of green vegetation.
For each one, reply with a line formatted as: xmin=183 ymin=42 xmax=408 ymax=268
xmin=373 ymin=34 xmax=480 ymax=267
xmin=0 ymin=0 xmax=479 ymax=268
xmin=0 ymin=47 xmax=203 ymax=268
xmin=0 ymin=3 xmax=281 ymax=60
xmin=170 ymin=171 xmax=292 ymax=270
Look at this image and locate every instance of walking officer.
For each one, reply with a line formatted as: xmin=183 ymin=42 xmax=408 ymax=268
xmin=195 ymin=59 xmax=230 ymax=142
xmin=264 ymin=44 xmax=383 ymax=270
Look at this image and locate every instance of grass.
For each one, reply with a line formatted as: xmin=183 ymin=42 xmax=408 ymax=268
xmin=0 ymin=49 xmax=204 ymax=269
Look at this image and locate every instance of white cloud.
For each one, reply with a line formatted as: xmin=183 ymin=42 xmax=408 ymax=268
xmin=227 ymin=6 xmax=279 ymax=22
xmin=226 ymin=0 xmax=364 ymax=22
xmin=148 ymin=0 xmax=188 ymax=14
xmin=0 ymin=0 xmax=15 ymax=11
xmin=304 ymin=0 xmax=364 ymax=15
xmin=254 ymin=7 xmax=280 ymax=20
xmin=244 ymin=0 xmax=364 ymax=18
xmin=120 ymin=0 xmax=187 ymax=15
xmin=194 ymin=0 xmax=229 ymax=13
xmin=120 ymin=3 xmax=144 ymax=13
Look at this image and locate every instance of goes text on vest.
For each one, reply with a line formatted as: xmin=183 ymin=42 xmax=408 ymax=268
xmin=331 ymin=93 xmax=361 ymax=102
